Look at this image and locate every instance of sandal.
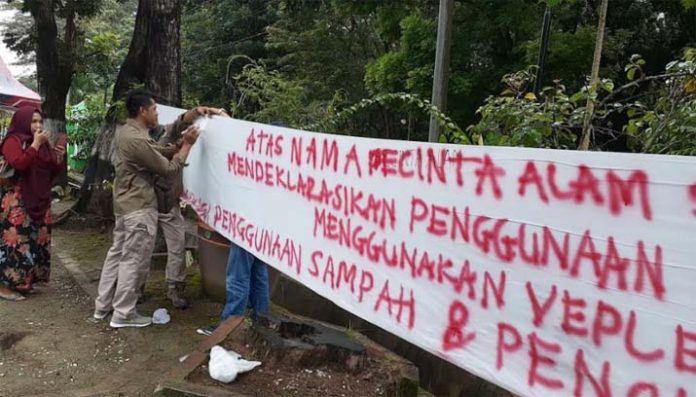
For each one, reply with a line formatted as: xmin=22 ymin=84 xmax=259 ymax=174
xmin=14 ymin=285 xmax=34 ymax=294
xmin=14 ymin=274 xmax=34 ymax=293
xmin=0 ymin=286 xmax=25 ymax=301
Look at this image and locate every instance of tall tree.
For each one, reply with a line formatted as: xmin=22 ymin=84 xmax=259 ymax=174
xmin=112 ymin=0 xmax=181 ymax=104
xmin=365 ymin=0 xmax=542 ymax=127
xmin=72 ymin=0 xmax=182 ymax=217
xmin=181 ymin=0 xmax=277 ymax=108
xmin=70 ymin=0 xmax=138 ymax=105
xmin=3 ymin=0 xmax=104 ymax=132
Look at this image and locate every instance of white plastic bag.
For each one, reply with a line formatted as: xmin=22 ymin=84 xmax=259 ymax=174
xmin=208 ymin=345 xmax=261 ymax=383
xmin=152 ymin=308 xmax=170 ymax=325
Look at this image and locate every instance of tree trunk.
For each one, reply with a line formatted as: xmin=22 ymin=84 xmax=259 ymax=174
xmin=33 ymin=0 xmax=71 ymax=127
xmin=578 ymin=0 xmax=609 ymax=151
xmin=31 ymin=0 xmax=76 ymax=188
xmin=70 ymin=0 xmax=181 ymax=219
xmin=111 ymin=0 xmax=148 ymax=102
xmin=113 ymin=0 xmax=181 ymax=104
xmin=145 ymin=0 xmax=182 ymax=105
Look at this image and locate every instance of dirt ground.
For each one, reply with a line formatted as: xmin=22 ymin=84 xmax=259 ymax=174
xmin=0 ymin=203 xmax=479 ymax=397
xmin=187 ymin=322 xmax=393 ymax=397
xmin=0 ymin=209 xmax=224 ymax=397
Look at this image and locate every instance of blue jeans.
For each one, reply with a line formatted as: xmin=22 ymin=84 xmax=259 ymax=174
xmin=221 ymin=243 xmax=270 ymax=320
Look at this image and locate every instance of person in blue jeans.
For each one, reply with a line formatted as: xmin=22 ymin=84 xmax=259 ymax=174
xmin=197 ymin=242 xmax=270 ymax=336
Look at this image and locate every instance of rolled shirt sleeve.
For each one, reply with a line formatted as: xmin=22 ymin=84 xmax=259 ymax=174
xmin=2 ymin=137 xmax=38 ymax=171
xmin=124 ymin=138 xmax=185 ymax=179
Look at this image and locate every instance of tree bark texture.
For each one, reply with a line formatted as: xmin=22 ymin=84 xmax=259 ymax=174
xmin=30 ymin=0 xmax=76 ymax=189
xmin=113 ymin=0 xmax=181 ymax=105
xmin=31 ymin=0 xmax=74 ymax=128
xmin=72 ymin=0 xmax=181 ymax=217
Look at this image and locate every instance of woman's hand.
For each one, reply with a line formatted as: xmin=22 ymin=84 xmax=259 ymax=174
xmin=52 ymin=133 xmax=67 ymax=163
xmin=31 ymin=130 xmax=50 ymax=150
xmin=53 ymin=145 xmax=66 ymax=164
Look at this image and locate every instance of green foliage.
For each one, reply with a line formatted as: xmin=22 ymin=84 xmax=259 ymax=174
xmin=365 ymin=14 xmax=436 ymax=95
xmin=0 ymin=2 xmax=34 ymax=67
xmin=228 ymin=62 xmax=332 ymax=128
xmin=622 ymin=49 xmax=696 ymax=155
xmin=70 ymin=0 xmax=136 ymax=104
xmin=181 ymin=0 xmax=278 ymax=108
xmin=66 ymin=96 xmax=107 ymax=158
xmin=523 ymin=25 xmax=596 ymax=89
xmin=467 ymin=68 xmax=578 ymax=148
xmin=1 ymin=0 xmax=106 ymax=58
xmin=175 ymin=0 xmax=696 ymax=150
xmin=467 ymin=48 xmax=696 ymax=154
xmin=6 ymin=0 xmax=693 ymax=155
xmin=624 ymin=54 xmax=647 ymax=81
xmin=265 ymin=0 xmax=382 ymax=105
xmin=306 ymin=92 xmax=469 ymax=144
xmin=0 ymin=0 xmax=135 ymax=103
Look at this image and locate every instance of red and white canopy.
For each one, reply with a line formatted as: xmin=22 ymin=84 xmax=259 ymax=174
xmin=0 ymin=55 xmax=41 ymax=109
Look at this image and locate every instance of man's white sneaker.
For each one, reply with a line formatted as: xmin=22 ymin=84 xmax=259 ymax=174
xmin=110 ymin=312 xmax=152 ymax=328
xmin=93 ymin=309 xmax=112 ymax=320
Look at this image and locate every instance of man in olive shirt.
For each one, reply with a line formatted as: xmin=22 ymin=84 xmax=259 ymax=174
xmin=93 ymin=90 xmax=200 ymax=328
xmin=148 ymin=106 xmax=226 ymax=309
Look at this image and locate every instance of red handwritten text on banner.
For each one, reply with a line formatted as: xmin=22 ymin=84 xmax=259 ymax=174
xmin=173 ymin=110 xmax=696 ymax=397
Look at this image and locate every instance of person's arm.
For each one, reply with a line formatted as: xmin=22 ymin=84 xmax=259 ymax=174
xmin=49 ymin=145 xmax=66 ymax=177
xmin=157 ymin=115 xmax=190 ymax=146
xmin=158 ymin=106 xmax=226 ymax=145
xmin=173 ymin=126 xmax=200 ymax=164
xmin=152 ymin=142 xmax=179 ymax=159
xmin=154 ymin=123 xmax=200 ymax=159
xmin=129 ymin=127 xmax=200 ymax=178
xmin=149 ymin=125 xmax=179 ymax=158
xmin=51 ymin=134 xmax=66 ymax=166
xmin=127 ymin=139 xmax=184 ymax=179
xmin=3 ymin=130 xmax=50 ymax=171
xmin=3 ymin=136 xmax=38 ymax=171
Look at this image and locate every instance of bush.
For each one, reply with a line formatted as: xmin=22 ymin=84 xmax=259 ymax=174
xmin=67 ymin=98 xmax=107 ymax=160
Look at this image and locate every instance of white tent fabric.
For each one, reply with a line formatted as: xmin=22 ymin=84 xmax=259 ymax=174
xmin=0 ymin=55 xmax=41 ymax=109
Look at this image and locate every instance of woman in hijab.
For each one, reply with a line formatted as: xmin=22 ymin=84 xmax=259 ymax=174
xmin=0 ymin=106 xmax=65 ymax=301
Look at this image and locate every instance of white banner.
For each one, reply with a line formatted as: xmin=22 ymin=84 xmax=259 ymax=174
xmin=178 ymin=113 xmax=696 ymax=397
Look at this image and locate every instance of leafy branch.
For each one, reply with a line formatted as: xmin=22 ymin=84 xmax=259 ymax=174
xmin=304 ymin=92 xmax=470 ymax=144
